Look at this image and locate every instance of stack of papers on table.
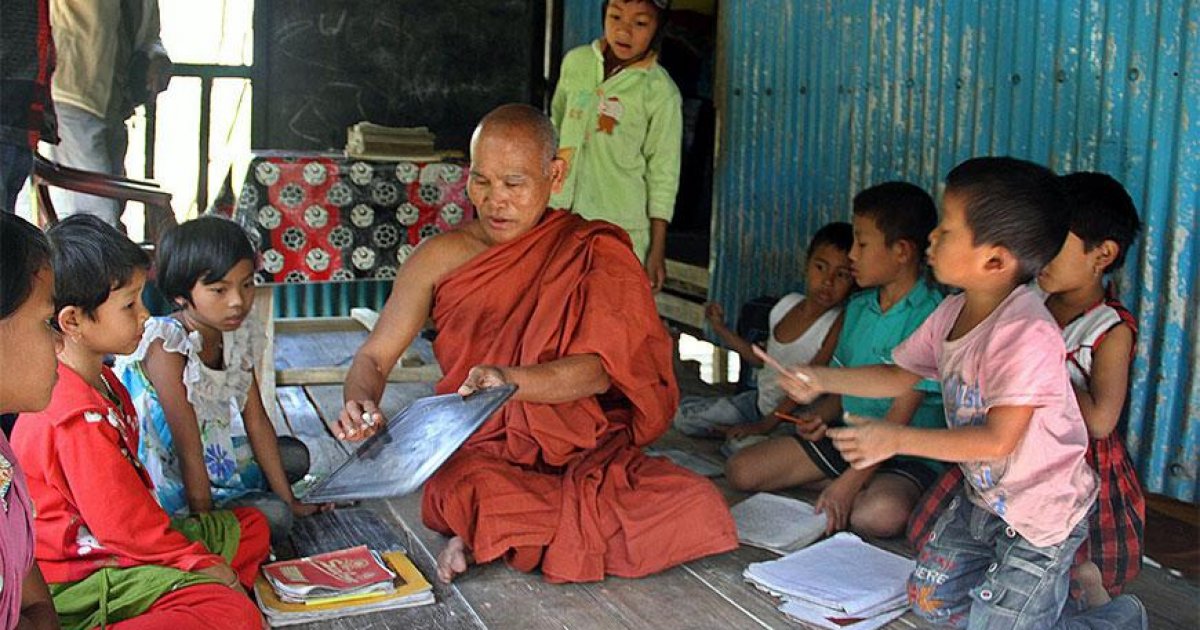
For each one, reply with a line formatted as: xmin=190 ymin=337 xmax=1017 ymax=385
xmin=730 ymin=493 xmax=828 ymax=554
xmin=744 ymin=533 xmax=914 ymax=629
xmin=345 ymin=122 xmax=439 ymax=161
xmin=256 ymin=546 xmax=434 ymax=626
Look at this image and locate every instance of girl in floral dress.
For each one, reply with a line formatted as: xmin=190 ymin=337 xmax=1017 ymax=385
xmin=117 ymin=216 xmax=329 ymax=547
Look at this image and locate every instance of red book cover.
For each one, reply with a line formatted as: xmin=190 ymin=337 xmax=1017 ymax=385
xmin=263 ymin=545 xmax=396 ymax=596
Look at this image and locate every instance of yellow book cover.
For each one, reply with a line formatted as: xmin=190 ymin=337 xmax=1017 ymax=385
xmin=256 ymin=551 xmax=433 ymax=614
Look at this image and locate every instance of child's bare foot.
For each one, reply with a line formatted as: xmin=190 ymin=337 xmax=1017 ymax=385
xmin=1076 ymin=560 xmax=1110 ymax=608
xmin=436 ymin=536 xmax=472 ymax=583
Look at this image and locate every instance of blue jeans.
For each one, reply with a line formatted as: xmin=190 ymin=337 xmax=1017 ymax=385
xmin=911 ymin=493 xmax=1143 ymax=629
xmin=673 ymin=389 xmax=761 ymax=437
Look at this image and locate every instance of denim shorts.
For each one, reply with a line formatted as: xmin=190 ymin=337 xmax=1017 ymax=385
xmin=909 ymin=493 xmax=1088 ymax=629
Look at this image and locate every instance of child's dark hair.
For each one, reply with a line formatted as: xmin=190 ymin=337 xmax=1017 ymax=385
xmin=600 ymin=0 xmax=670 ymax=51
xmin=156 ymin=216 xmax=256 ymax=307
xmin=1059 ymin=172 xmax=1141 ymax=271
xmin=945 ymin=156 xmax=1066 ymax=284
xmin=851 ymin=181 xmax=938 ymax=255
xmin=1 ymin=212 xmax=53 ymax=319
xmin=807 ymin=221 xmax=853 ymax=259
xmin=45 ymin=214 xmax=151 ymax=317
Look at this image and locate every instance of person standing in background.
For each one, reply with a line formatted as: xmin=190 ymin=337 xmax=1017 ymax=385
xmin=550 ymin=0 xmax=681 ymax=291
xmin=45 ymin=0 xmax=171 ymax=228
xmin=0 ymin=0 xmax=58 ymax=212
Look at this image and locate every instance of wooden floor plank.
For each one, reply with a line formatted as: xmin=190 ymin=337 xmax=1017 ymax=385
xmin=276 ymin=386 xmax=349 ymax=487
xmin=380 ymin=490 xmax=776 ymax=630
xmin=275 ymin=329 xmax=369 ymax=370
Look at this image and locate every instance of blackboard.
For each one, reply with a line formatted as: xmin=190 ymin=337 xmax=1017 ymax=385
xmin=255 ymin=0 xmax=542 ymax=152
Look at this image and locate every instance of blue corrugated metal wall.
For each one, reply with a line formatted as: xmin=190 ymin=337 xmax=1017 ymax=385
xmin=272 ymin=281 xmax=391 ymax=318
xmin=564 ymin=0 xmax=1197 ymax=502
xmin=562 ymin=0 xmax=601 ymax=51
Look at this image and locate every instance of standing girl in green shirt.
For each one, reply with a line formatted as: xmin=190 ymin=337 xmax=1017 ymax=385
xmin=550 ymin=0 xmax=681 ymax=291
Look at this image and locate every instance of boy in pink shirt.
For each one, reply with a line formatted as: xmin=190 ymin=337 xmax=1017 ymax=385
xmin=775 ymin=157 xmax=1145 ymax=628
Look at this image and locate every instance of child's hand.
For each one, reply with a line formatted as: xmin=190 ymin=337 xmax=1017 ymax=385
xmin=196 ymin=562 xmax=244 ymax=594
xmin=828 ymin=413 xmax=900 ymax=469
xmin=724 ymin=417 xmax=777 ymax=439
xmin=289 ymin=498 xmax=334 ymax=518
xmin=815 ymin=474 xmax=865 ymax=534
xmin=703 ymin=302 xmax=727 ymax=329
xmin=776 ymin=411 xmax=827 ymax=441
xmin=753 ymin=346 xmax=821 ymax=403
xmin=646 ymin=253 xmax=666 ymax=293
xmin=336 ymin=399 xmax=384 ymax=441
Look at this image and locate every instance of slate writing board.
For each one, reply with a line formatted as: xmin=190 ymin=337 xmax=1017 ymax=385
xmin=301 ymin=384 xmax=516 ymax=503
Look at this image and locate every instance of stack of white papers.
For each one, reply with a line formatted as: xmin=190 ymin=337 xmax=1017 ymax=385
xmin=744 ymin=533 xmax=914 ymax=629
xmin=730 ymin=493 xmax=828 ymax=554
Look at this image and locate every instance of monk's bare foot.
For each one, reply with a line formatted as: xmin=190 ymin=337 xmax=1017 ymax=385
xmin=436 ymin=536 xmax=472 ymax=583
xmin=1076 ymin=560 xmax=1110 ymax=608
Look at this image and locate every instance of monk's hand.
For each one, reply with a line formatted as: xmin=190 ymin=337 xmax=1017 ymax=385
xmin=336 ymin=399 xmax=384 ymax=441
xmin=458 ymin=365 xmax=509 ymax=397
xmin=828 ymin=413 xmax=899 ymax=469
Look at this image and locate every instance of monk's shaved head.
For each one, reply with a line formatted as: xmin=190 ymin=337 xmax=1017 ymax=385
xmin=471 ymin=104 xmax=559 ymax=174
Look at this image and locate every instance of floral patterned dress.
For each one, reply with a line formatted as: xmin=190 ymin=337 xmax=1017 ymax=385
xmin=115 ymin=313 xmax=266 ymax=516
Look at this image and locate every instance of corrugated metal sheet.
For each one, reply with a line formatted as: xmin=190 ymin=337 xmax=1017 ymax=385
xmin=272 ymin=281 xmax=391 ymax=318
xmin=562 ymin=1 xmax=602 ymax=53
xmin=564 ymin=0 xmax=1197 ymax=502
xmin=711 ymin=0 xmax=1197 ymax=502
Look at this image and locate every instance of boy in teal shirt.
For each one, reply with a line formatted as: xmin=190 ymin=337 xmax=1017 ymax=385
xmin=727 ymin=182 xmax=943 ymax=538
xmin=550 ymin=0 xmax=681 ymax=290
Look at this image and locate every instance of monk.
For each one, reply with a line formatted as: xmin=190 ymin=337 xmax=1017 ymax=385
xmin=336 ymin=104 xmax=737 ymax=584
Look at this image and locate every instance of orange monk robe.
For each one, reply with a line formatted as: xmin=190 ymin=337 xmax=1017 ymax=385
xmin=421 ymin=209 xmax=737 ymax=583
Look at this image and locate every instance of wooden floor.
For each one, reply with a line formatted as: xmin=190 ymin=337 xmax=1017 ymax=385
xmin=271 ymin=325 xmax=1199 ymax=629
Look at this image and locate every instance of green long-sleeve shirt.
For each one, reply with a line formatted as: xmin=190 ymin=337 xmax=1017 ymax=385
xmin=550 ymin=41 xmax=682 ymax=261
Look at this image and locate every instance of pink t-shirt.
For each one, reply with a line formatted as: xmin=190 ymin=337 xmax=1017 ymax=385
xmin=1 ymin=432 xmax=35 ymax=629
xmin=893 ymin=284 xmax=1097 ymax=546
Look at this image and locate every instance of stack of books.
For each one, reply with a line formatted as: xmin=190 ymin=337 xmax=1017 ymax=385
xmin=345 ymin=122 xmax=439 ymax=161
xmin=255 ymin=545 xmax=434 ymax=627
xmin=744 ymin=533 xmax=914 ymax=630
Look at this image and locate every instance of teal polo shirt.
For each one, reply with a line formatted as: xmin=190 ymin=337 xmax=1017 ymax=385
xmin=833 ymin=280 xmax=944 ymax=430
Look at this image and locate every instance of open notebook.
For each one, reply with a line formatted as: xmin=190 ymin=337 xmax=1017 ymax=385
xmin=301 ymin=384 xmax=516 ymax=503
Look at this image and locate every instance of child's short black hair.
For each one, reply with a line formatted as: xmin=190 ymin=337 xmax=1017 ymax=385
xmin=601 ymin=0 xmax=670 ymax=50
xmin=156 ymin=216 xmax=256 ymax=306
xmin=945 ymin=156 xmax=1066 ymax=284
xmin=851 ymin=181 xmax=938 ymax=255
xmin=1 ymin=213 xmax=53 ymax=319
xmin=46 ymin=215 xmax=151 ymax=317
xmin=807 ymin=221 xmax=853 ymax=259
xmin=1059 ymin=172 xmax=1141 ymax=271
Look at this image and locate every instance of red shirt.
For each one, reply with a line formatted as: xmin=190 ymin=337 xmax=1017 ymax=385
xmin=12 ymin=364 xmax=222 ymax=584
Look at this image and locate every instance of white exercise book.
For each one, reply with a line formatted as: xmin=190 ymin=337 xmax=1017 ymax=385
xmin=730 ymin=493 xmax=828 ymax=554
